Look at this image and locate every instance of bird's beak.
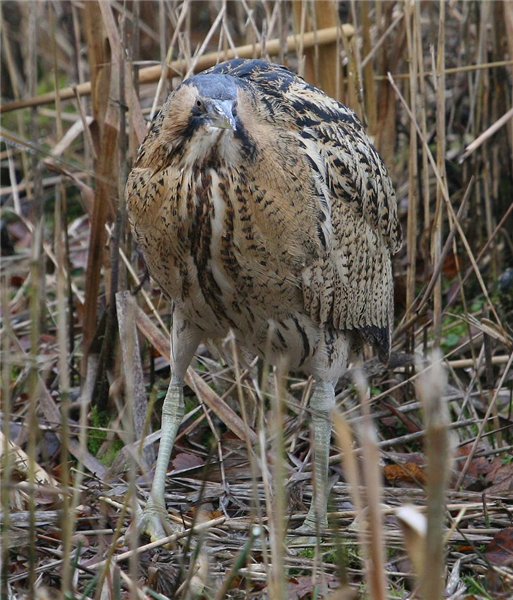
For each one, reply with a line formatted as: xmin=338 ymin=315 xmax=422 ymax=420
xmin=208 ymin=100 xmax=237 ymax=131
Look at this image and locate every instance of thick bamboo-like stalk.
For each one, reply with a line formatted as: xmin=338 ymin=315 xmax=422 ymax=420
xmin=311 ymin=1 xmax=340 ymax=99
xmin=0 ymin=25 xmax=354 ymax=114
xmin=361 ymin=1 xmax=377 ymax=132
xmin=81 ymin=1 xmax=117 ymax=372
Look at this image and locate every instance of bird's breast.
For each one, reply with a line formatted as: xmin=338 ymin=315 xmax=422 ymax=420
xmin=136 ymin=161 xmax=308 ymax=338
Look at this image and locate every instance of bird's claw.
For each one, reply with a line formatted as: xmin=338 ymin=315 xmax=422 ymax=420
xmin=140 ymin=507 xmax=176 ymax=544
xmin=286 ymin=517 xmax=328 ymax=552
xmin=121 ymin=500 xmax=181 ymax=548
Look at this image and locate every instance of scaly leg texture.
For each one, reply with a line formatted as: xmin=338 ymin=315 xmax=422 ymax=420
xmin=139 ymin=375 xmax=184 ymax=541
xmin=137 ymin=314 xmax=201 ymax=542
xmin=298 ymin=380 xmax=335 ymax=533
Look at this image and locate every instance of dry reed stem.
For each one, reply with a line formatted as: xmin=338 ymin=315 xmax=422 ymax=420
xmin=387 ymin=73 xmax=503 ymax=327
xmin=0 ymin=25 xmax=355 ymax=114
xmin=404 ymin=0 xmax=418 ymax=331
xmin=333 ymin=371 xmax=388 ymax=600
xmin=416 ymin=352 xmax=452 ymax=600
xmin=267 ymin=364 xmax=287 ymax=600
xmin=461 ymin=104 xmax=513 ymax=161
xmin=0 ymin=282 xmax=12 ymax=597
xmin=455 ymin=351 xmax=513 ymax=489
xmin=116 ymin=292 xmax=154 ymax=467
xmin=354 ymin=372 xmax=388 ymax=600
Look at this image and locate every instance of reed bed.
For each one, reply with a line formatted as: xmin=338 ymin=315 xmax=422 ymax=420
xmin=1 ymin=1 xmax=513 ymax=598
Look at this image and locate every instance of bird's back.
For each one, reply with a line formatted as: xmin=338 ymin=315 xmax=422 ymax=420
xmin=126 ymin=59 xmax=402 ymax=370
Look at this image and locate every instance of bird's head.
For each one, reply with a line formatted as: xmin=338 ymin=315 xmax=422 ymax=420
xmin=185 ymin=74 xmax=238 ymax=132
xmin=162 ymin=74 xmax=239 ymax=142
xmin=149 ymin=72 xmax=257 ymax=167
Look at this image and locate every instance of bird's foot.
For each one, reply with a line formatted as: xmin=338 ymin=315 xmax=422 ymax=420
xmin=286 ymin=515 xmax=328 ymax=551
xmin=140 ymin=501 xmax=180 ymax=543
xmin=122 ymin=500 xmax=181 ymax=548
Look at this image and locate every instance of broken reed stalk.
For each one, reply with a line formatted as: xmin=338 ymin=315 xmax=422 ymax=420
xmin=27 ymin=221 xmax=43 ymax=597
xmin=55 ymin=185 xmax=74 ymax=597
xmin=404 ymin=0 xmax=419 ymax=347
xmin=354 ymin=372 xmax=388 ymax=600
xmin=416 ymin=352 xmax=452 ymax=600
xmin=0 ymin=282 xmax=12 ymax=598
xmin=334 ymin=370 xmax=387 ymax=600
xmin=268 ymin=363 xmax=287 ymax=599
xmin=51 ymin=11 xmax=74 ymax=594
xmin=433 ymin=0 xmax=446 ymax=348
xmin=0 ymin=24 xmax=354 ymax=114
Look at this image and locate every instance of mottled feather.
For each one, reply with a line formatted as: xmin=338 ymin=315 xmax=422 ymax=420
xmin=126 ymin=59 xmax=402 ymax=372
xmin=126 ymin=60 xmax=402 ymax=539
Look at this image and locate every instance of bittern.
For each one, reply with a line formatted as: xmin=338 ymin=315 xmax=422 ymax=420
xmin=126 ymin=59 xmax=402 ymax=541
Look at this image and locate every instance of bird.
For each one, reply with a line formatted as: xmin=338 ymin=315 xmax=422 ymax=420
xmin=125 ymin=58 xmax=402 ymax=542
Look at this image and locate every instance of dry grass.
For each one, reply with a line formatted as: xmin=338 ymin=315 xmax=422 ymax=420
xmin=1 ymin=1 xmax=513 ymax=598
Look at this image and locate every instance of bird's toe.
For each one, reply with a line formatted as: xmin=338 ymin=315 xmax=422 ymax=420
xmin=120 ymin=501 xmax=180 ymax=548
xmin=140 ymin=500 xmax=180 ymax=543
xmin=140 ymin=511 xmax=175 ymax=544
xmin=285 ymin=517 xmax=329 ymax=553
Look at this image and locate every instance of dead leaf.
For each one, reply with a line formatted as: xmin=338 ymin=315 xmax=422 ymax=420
xmin=457 ymin=444 xmax=493 ymax=479
xmin=484 ymin=527 xmax=513 ymax=567
xmin=384 ymin=463 xmax=426 ymax=485
xmin=188 ymin=506 xmax=223 ymax=521
xmin=171 ymin=453 xmax=205 ymax=472
xmin=483 ymin=567 xmax=512 ymax=598
xmin=485 ymin=461 xmax=513 ymax=494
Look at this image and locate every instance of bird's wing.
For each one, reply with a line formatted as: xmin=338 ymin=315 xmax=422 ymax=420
xmin=301 ymin=122 xmax=401 ymax=360
xmin=207 ymin=60 xmax=402 ymax=359
xmin=293 ymin=89 xmax=402 ymax=361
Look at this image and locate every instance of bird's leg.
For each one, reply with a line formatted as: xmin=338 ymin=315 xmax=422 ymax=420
xmin=297 ymin=380 xmax=335 ymax=534
xmin=139 ymin=374 xmax=185 ymax=541
xmin=137 ymin=316 xmax=201 ymax=542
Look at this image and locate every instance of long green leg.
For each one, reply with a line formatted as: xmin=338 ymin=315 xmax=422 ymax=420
xmin=298 ymin=380 xmax=335 ymax=533
xmin=136 ymin=315 xmax=201 ymax=542
xmin=140 ymin=375 xmax=185 ymax=540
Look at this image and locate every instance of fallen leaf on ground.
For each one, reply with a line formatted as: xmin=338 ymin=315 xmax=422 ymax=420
xmin=484 ymin=527 xmax=513 ymax=567
xmin=485 ymin=460 xmax=513 ymax=494
xmin=384 ymin=462 xmax=426 ymax=485
xmin=457 ymin=444 xmax=493 ymax=479
xmin=171 ymin=452 xmax=205 ymax=471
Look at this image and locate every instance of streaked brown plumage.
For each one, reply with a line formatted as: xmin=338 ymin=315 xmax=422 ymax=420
xmin=126 ymin=59 xmax=402 ymax=540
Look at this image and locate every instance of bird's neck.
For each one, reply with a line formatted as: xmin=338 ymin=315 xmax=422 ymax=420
xmin=180 ymin=128 xmax=239 ymax=171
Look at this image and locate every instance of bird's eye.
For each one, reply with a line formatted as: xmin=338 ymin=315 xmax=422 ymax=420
xmin=196 ymin=99 xmax=203 ymax=109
